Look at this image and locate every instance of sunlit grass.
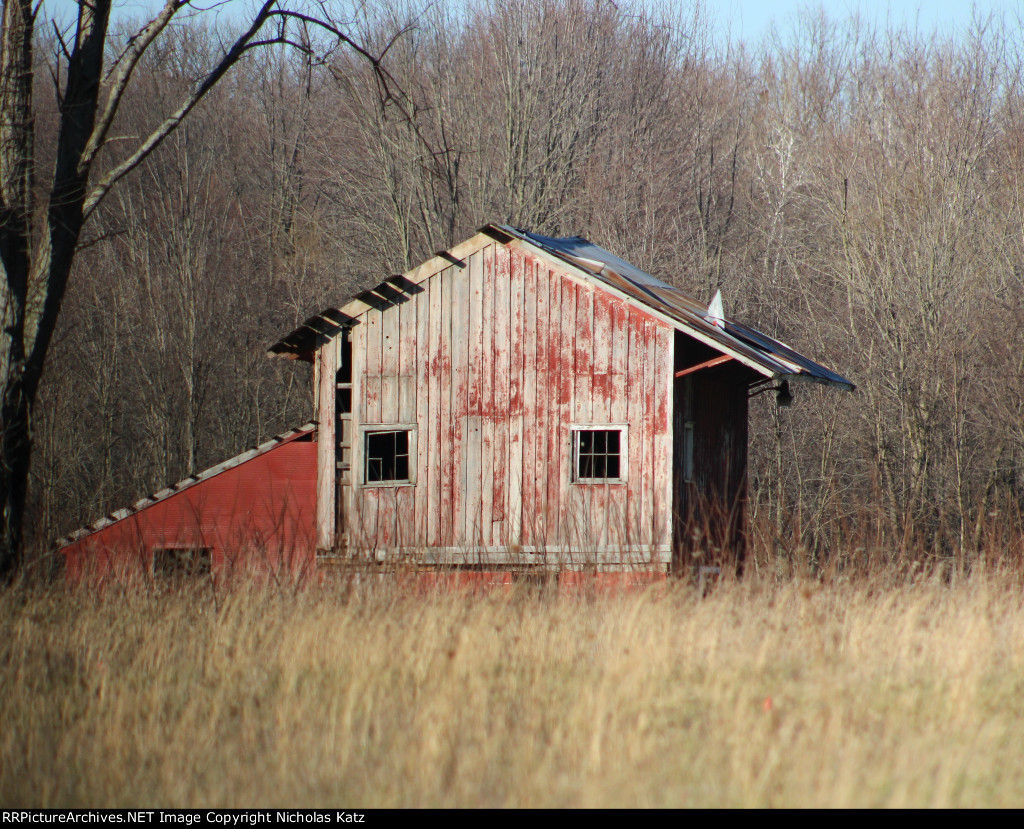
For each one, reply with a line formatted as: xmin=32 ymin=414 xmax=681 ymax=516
xmin=3 ymin=571 xmax=1024 ymax=807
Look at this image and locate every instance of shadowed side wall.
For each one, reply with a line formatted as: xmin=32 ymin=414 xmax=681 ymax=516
xmin=672 ymin=330 xmax=755 ymax=574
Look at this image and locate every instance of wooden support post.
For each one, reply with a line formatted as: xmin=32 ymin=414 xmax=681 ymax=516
xmin=316 ymin=339 xmax=338 ymax=551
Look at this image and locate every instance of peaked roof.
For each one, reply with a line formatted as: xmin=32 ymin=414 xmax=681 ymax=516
xmin=270 ymin=224 xmax=854 ymax=391
xmin=56 ymin=422 xmax=316 ymax=549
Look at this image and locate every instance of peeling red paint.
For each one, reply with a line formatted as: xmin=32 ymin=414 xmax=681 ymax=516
xmin=347 ymin=241 xmax=674 ymax=557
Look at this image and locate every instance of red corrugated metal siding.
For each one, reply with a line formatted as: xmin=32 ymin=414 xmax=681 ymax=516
xmin=62 ymin=439 xmax=317 ymax=582
xmin=347 ymin=241 xmax=674 ymax=564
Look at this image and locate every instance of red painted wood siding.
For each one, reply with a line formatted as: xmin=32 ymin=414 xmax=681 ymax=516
xmin=62 ymin=439 xmax=317 ymax=582
xmin=348 ymin=242 xmax=674 ymax=559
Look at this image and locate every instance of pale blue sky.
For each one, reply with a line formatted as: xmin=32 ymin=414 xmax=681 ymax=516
xmin=39 ymin=0 xmax=1022 ymax=45
xmin=719 ymin=0 xmax=1017 ymax=45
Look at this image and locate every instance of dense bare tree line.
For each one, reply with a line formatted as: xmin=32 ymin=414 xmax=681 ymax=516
xmin=22 ymin=0 xmax=1024 ymax=571
xmin=0 ymin=0 xmax=402 ymax=577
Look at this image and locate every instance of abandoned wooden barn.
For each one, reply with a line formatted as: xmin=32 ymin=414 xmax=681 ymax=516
xmin=57 ymin=225 xmax=852 ymax=584
xmin=271 ymin=225 xmax=853 ymax=578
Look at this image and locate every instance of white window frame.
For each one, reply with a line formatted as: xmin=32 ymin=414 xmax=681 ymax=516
xmin=570 ymin=423 xmax=628 ymax=484
xmin=360 ymin=424 xmax=417 ymax=487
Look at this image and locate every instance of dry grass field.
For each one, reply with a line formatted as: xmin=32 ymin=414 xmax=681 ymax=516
xmin=3 ymin=570 xmax=1024 ymax=808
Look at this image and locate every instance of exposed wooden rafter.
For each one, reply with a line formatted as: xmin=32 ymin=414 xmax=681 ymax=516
xmin=674 ymin=355 xmax=733 ymax=378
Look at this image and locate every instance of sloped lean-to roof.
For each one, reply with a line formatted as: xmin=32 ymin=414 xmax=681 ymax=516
xmin=55 ymin=422 xmax=317 ymax=547
xmin=269 ymin=224 xmax=854 ymax=392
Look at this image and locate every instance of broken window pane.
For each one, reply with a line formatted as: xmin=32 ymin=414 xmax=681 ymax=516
xmin=365 ymin=430 xmax=411 ymax=483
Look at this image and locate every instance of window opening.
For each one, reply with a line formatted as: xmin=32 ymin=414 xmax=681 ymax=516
xmin=153 ymin=547 xmax=211 ymax=578
xmin=365 ymin=430 xmax=410 ymax=483
xmin=336 ymin=387 xmax=352 ymax=414
xmin=336 ymin=335 xmax=352 ymax=384
xmin=575 ymin=429 xmax=623 ymax=481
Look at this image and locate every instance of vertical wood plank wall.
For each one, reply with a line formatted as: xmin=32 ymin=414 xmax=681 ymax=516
xmin=347 ymin=242 xmax=674 ymax=560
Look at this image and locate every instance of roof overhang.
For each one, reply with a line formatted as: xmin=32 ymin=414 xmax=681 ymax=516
xmin=269 ymin=309 xmax=360 ymax=363
xmin=267 ymin=239 xmax=488 ymax=362
xmin=493 ymin=225 xmax=855 ymax=392
xmin=268 ymin=223 xmax=854 ymax=393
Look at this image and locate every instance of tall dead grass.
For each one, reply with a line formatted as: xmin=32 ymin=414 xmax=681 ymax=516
xmin=3 ymin=572 xmax=1024 ymax=807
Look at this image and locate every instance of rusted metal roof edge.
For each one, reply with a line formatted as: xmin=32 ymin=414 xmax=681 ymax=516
xmin=498 ymin=230 xmax=782 ymax=381
xmin=55 ymin=422 xmax=318 ymax=550
xmin=775 ymin=372 xmax=856 ymax=393
xmin=725 ymin=319 xmax=854 ymax=389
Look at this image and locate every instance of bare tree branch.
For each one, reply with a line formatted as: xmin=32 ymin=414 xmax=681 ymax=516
xmin=82 ymin=1 xmax=279 ymax=222
xmin=79 ymin=0 xmax=185 ymax=172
